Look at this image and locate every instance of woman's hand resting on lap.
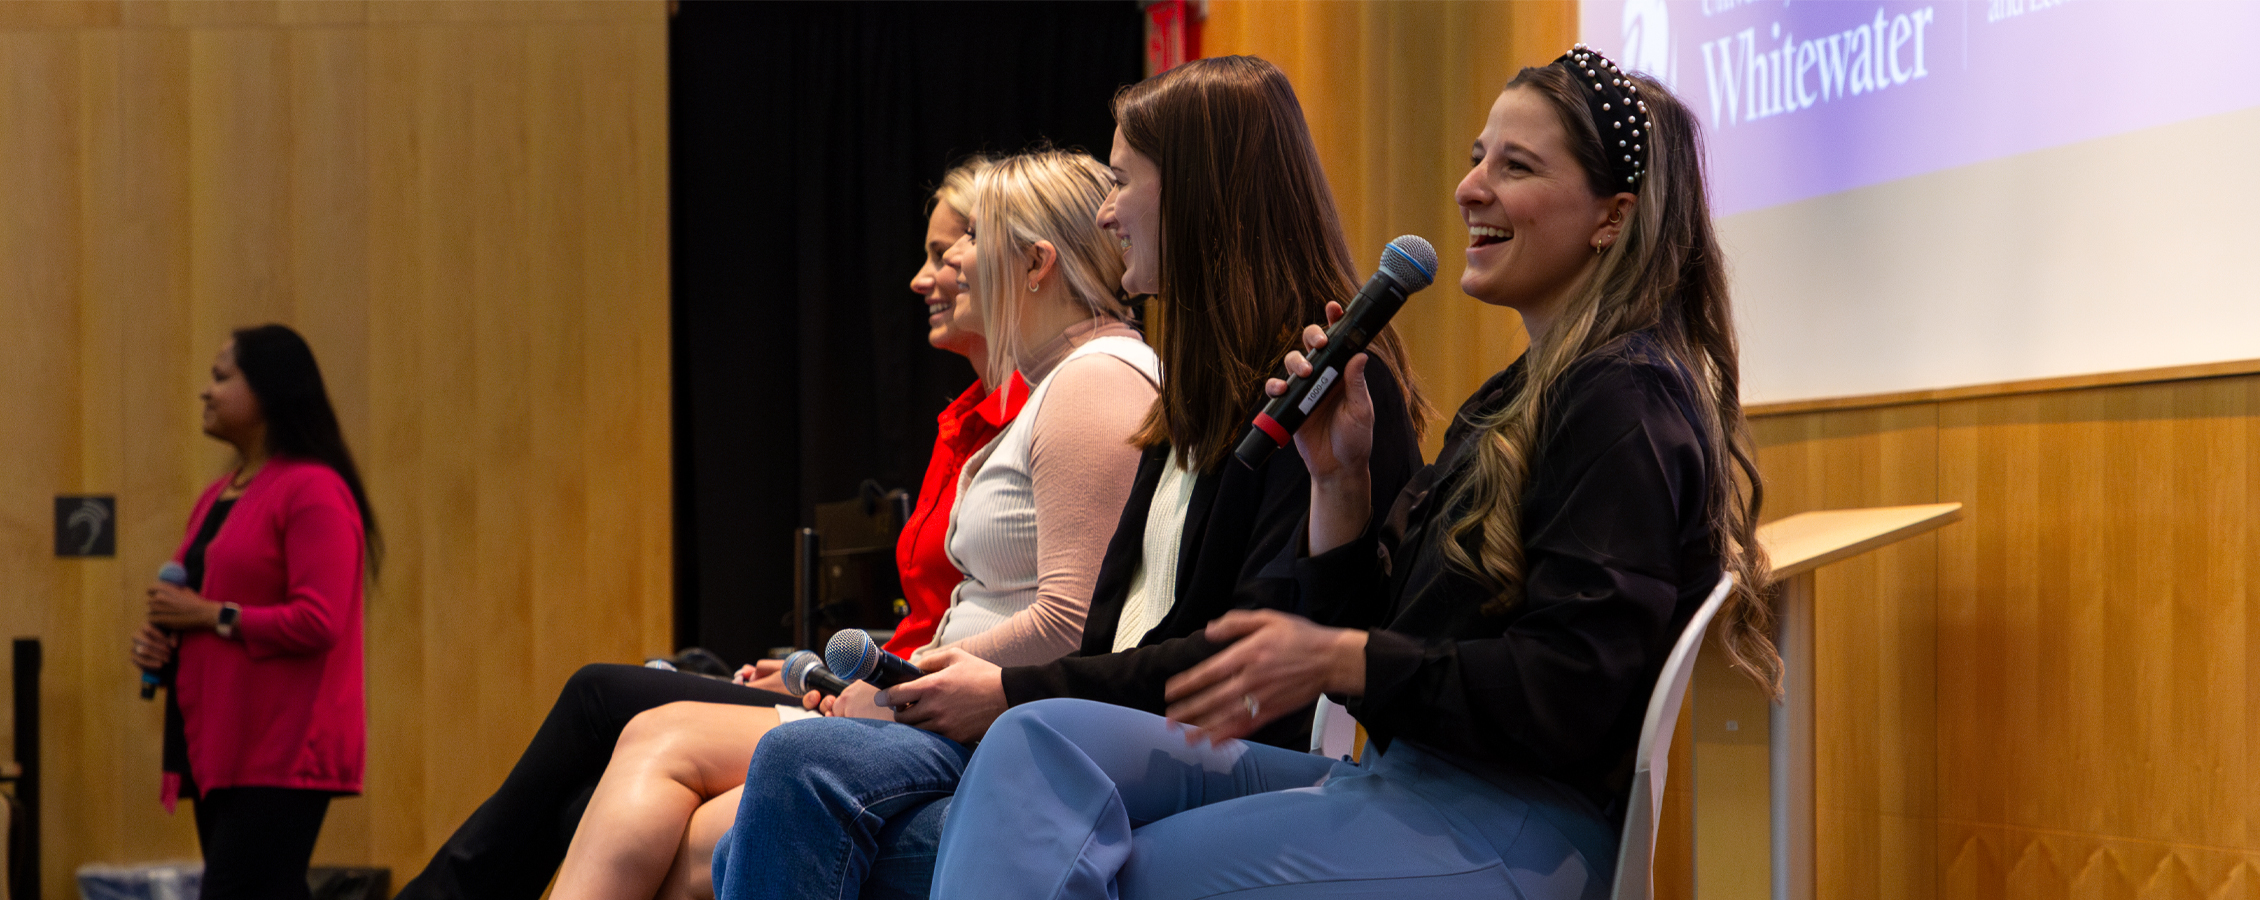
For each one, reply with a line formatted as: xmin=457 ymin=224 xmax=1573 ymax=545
xmin=734 ymin=658 xmax=789 ymax=693
xmin=1163 ymin=609 xmax=1366 ymax=746
xmin=879 ymin=648 xmax=1007 ymax=744
xmin=822 ymin=679 xmax=896 ymax=721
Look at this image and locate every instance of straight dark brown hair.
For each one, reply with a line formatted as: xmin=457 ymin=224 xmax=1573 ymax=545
xmin=1115 ymin=55 xmax=1428 ymax=470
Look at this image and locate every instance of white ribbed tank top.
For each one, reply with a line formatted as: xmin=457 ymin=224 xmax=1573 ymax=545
xmin=930 ymin=336 xmax=1162 ymax=650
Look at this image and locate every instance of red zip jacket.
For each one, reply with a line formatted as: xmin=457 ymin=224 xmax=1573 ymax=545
xmin=885 ymin=375 xmax=1026 ymax=658
xmin=169 ymin=455 xmax=366 ymax=800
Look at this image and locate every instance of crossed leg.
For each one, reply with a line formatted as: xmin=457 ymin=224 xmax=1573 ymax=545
xmin=549 ymin=702 xmax=778 ymax=900
xmin=652 ymin=785 xmax=742 ymax=900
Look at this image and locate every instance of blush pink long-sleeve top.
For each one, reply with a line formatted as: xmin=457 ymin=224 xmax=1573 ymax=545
xmin=168 ymin=455 xmax=367 ymax=800
xmin=919 ymin=320 xmax=1156 ymax=667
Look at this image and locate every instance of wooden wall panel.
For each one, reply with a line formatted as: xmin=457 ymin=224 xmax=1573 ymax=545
xmin=3 ymin=24 xmax=91 ymax=878
xmin=1749 ymin=372 xmax=2260 ymax=900
xmin=0 ymin=3 xmax=670 ymax=895
xmin=1930 ymin=377 xmax=2260 ymax=899
xmin=1754 ymin=406 xmax=1943 ymax=900
xmin=1204 ymin=0 xmax=1573 ymax=456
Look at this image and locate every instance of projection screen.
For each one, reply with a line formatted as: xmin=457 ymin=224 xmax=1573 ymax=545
xmin=1580 ymin=0 xmax=2260 ymax=403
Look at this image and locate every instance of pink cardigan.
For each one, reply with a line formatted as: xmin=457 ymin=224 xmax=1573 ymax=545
xmin=169 ymin=456 xmax=366 ymax=799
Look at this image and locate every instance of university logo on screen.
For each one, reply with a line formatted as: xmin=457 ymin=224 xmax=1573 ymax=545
xmin=1589 ymin=0 xmax=2260 ymax=215
xmin=1697 ymin=6 xmax=1937 ymax=127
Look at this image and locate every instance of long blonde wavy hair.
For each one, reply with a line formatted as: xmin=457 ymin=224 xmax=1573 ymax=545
xmin=1439 ymin=63 xmax=1782 ymax=696
xmin=964 ymin=150 xmax=1132 ymax=395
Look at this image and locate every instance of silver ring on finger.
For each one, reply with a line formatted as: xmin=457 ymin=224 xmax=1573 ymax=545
xmin=1242 ymin=693 xmax=1261 ymax=719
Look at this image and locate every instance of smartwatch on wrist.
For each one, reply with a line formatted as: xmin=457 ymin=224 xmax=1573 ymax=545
xmin=215 ymin=603 xmax=241 ymax=639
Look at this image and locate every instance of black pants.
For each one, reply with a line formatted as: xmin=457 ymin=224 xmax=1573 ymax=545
xmin=396 ymin=664 xmax=794 ymax=900
xmin=194 ymin=786 xmax=332 ymax=900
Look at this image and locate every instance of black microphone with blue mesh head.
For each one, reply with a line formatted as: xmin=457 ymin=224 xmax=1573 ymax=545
xmin=782 ymin=650 xmax=850 ymax=697
xmin=824 ymin=629 xmax=925 ymax=689
xmin=142 ymin=561 xmax=188 ymax=700
xmin=1234 ymin=235 xmax=1437 ymax=469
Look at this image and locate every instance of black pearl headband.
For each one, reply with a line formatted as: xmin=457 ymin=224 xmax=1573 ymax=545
xmin=1555 ymin=43 xmax=1650 ymax=191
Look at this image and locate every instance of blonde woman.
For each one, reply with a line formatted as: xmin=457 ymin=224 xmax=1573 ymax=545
xmin=547 ymin=149 xmax=1155 ymax=900
xmin=395 ymin=158 xmax=1006 ymax=900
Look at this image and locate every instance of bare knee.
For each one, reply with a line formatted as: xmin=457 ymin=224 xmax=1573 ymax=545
xmin=614 ymin=703 xmax=770 ymax=792
xmin=614 ymin=701 xmax=714 ymax=766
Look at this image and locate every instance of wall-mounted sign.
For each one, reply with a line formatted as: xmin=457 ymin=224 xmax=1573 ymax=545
xmin=56 ymin=496 xmax=116 ymax=558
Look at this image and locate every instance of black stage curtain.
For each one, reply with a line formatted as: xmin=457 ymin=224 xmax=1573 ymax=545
xmin=671 ymin=1 xmax=1146 ymax=664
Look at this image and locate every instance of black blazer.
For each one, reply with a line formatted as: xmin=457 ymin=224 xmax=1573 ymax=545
xmin=1304 ymin=331 xmax=1720 ymax=814
xmin=999 ymin=359 xmax=1424 ymax=749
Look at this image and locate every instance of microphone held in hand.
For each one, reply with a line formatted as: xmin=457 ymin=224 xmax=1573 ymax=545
xmin=782 ymin=650 xmax=850 ymax=697
xmin=824 ymin=629 xmax=925 ymax=689
xmin=1234 ymin=235 xmax=1437 ymax=469
xmin=142 ymin=561 xmax=188 ymax=700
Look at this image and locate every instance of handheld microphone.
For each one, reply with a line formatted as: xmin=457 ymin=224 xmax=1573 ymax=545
xmin=142 ymin=562 xmax=188 ymax=700
xmin=1234 ymin=235 xmax=1437 ymax=469
xmin=782 ymin=650 xmax=850 ymax=697
xmin=824 ymin=629 xmax=925 ymax=690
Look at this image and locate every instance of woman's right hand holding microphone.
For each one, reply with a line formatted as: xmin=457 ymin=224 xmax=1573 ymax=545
xmin=1264 ymin=300 xmax=1375 ymax=554
xmin=131 ymin=621 xmax=176 ymax=671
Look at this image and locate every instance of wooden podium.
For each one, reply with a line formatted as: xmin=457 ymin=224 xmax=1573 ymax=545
xmin=1691 ymin=504 xmax=1963 ymax=900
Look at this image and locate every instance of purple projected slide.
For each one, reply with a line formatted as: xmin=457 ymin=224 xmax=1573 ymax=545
xmin=1580 ymin=0 xmax=2260 ymax=217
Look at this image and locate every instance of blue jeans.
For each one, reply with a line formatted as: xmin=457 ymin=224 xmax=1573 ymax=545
xmin=711 ymin=717 xmax=972 ymax=900
xmin=932 ymin=699 xmax=1618 ymax=900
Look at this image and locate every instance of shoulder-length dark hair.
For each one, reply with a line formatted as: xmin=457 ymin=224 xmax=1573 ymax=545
xmin=1115 ymin=55 xmax=1428 ymax=470
xmin=232 ymin=324 xmax=382 ymax=578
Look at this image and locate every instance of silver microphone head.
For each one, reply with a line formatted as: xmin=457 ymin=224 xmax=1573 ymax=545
xmin=158 ymin=561 xmax=189 ymax=586
xmin=823 ymin=629 xmax=881 ymax=682
xmin=1377 ymin=235 xmax=1438 ymax=292
xmin=782 ymin=650 xmax=826 ymax=695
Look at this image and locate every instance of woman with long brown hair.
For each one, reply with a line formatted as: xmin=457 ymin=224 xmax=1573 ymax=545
xmin=928 ymin=46 xmax=1780 ymax=899
xmin=705 ymin=55 xmax=1427 ymax=900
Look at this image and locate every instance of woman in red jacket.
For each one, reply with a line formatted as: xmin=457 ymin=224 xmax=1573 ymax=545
xmin=131 ymin=324 xmax=378 ymax=900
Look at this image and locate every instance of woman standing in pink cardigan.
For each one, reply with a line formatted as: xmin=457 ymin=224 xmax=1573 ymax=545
xmin=130 ymin=324 xmax=378 ymax=900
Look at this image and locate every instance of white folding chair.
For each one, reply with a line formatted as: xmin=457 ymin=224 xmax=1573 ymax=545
xmin=1309 ymin=694 xmax=1361 ymax=760
xmin=1610 ymin=571 xmax=1737 ymax=900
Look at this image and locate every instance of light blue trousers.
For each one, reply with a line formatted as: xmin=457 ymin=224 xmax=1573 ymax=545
xmin=932 ymin=698 xmax=1616 ymax=900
